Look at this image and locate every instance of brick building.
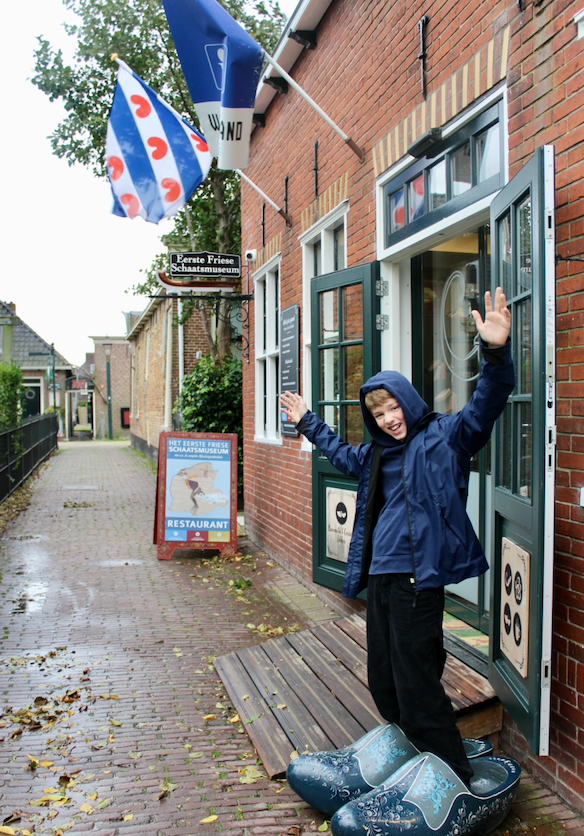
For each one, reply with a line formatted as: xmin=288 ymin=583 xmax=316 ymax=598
xmin=240 ymin=0 xmax=584 ymax=813
xmin=90 ymin=337 xmax=131 ymax=438
xmin=126 ymin=292 xmax=209 ymax=460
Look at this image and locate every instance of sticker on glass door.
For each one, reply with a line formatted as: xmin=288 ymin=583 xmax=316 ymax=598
xmin=325 ymin=487 xmax=357 ymax=563
xmin=500 ymin=537 xmax=531 ymax=678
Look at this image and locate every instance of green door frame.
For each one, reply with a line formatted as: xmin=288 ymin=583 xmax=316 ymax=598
xmin=311 ymin=262 xmax=380 ymax=593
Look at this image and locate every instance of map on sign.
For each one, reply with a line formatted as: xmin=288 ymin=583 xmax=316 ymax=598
xmin=168 ymin=462 xmax=228 ymax=516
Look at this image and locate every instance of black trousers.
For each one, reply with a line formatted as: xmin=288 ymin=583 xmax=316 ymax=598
xmin=366 ymin=573 xmax=473 ymax=783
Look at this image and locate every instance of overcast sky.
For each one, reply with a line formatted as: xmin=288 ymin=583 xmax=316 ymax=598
xmin=1 ymin=0 xmax=297 ymax=368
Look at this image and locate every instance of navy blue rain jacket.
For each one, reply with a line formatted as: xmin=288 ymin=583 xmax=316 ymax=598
xmin=297 ymin=342 xmax=515 ymax=599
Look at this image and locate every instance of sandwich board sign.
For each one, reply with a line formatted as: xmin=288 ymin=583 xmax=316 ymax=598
xmin=154 ymin=432 xmax=238 ymax=559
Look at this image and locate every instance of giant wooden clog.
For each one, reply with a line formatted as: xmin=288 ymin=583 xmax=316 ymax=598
xmin=330 ymin=752 xmax=520 ymax=836
xmin=286 ymin=724 xmax=493 ymax=817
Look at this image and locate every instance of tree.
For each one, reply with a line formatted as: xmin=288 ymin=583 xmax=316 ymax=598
xmin=0 ymin=363 xmax=25 ymax=432
xmin=32 ymin=0 xmax=285 ymax=356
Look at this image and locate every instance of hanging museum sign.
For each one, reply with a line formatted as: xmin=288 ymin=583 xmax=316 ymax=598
xmin=154 ymin=431 xmax=239 ymax=559
xmin=170 ymin=251 xmax=241 ymax=279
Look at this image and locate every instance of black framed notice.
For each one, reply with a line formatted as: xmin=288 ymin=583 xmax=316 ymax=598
xmin=280 ymin=304 xmax=300 ymax=438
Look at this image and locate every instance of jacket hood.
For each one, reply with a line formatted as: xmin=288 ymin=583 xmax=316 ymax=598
xmin=360 ymin=371 xmax=428 ymax=447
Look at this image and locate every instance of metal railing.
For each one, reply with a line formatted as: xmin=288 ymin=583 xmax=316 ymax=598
xmin=0 ymin=414 xmax=58 ymax=505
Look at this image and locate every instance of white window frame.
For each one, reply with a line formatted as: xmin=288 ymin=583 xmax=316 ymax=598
xmin=254 ymin=253 xmax=282 ymax=444
xmin=299 ymin=201 xmax=349 ymax=451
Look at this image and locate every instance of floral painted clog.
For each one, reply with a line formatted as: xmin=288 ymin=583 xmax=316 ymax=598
xmin=286 ymin=724 xmax=493 ymax=817
xmin=330 ymin=752 xmax=521 ymax=836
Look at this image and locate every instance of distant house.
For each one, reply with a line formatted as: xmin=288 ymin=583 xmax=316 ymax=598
xmin=89 ymin=337 xmax=131 ymax=439
xmin=0 ymin=300 xmax=72 ymax=430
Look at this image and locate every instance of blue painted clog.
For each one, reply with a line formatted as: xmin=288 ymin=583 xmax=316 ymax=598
xmin=330 ymin=752 xmax=521 ymax=836
xmin=286 ymin=724 xmax=493 ymax=817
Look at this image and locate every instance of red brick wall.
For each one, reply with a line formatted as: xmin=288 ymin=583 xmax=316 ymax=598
xmin=242 ymin=0 xmax=584 ymax=811
xmin=501 ymin=0 xmax=584 ymax=811
xmin=92 ymin=339 xmax=131 ymax=437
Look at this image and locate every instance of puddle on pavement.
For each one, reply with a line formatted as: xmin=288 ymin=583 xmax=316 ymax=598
xmin=12 ymin=582 xmax=49 ymax=614
xmin=98 ymin=559 xmax=143 ymax=567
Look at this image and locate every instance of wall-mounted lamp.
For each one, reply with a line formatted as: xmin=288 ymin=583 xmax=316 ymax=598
xmin=407 ymin=127 xmax=443 ymax=159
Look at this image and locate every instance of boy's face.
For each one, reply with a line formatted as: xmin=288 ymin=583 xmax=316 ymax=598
xmin=370 ymin=396 xmax=407 ymax=441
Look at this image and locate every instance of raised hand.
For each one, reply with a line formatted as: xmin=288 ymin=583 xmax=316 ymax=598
xmin=471 ymin=286 xmax=511 ymax=348
xmin=280 ymin=391 xmax=308 ymax=424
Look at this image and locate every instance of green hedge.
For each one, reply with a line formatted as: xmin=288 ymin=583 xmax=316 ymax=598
xmin=0 ymin=362 xmax=24 ymax=431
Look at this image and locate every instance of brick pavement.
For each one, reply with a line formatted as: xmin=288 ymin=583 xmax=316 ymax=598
xmin=0 ymin=440 xmax=582 ymax=836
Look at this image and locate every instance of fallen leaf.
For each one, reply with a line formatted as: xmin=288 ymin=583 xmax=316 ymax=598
xmin=123 ymin=814 xmax=133 ymax=821
xmin=199 ymin=815 xmax=218 ymax=824
xmin=0 ymin=827 xmax=15 ymax=835
xmin=109 ymin=719 xmax=122 ymax=727
xmin=128 ymin=751 xmax=142 ymax=759
xmin=96 ymin=797 xmax=112 ymax=809
xmin=190 ymin=751 xmax=204 ymax=758
xmin=202 ymin=714 xmax=216 ymax=721
xmin=318 ymin=824 xmax=329 ymax=832
xmin=277 ymin=704 xmax=287 ymax=710
xmin=40 ymin=760 xmax=54 ymax=768
xmin=229 ymin=714 xmax=240 ymax=723
xmin=79 ymin=802 xmax=93 ymax=814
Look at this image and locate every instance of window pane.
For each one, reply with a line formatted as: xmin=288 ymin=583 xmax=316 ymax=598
xmin=334 ymin=225 xmax=345 ymax=271
xmin=498 ymin=212 xmax=512 ymax=299
xmin=391 ymin=187 xmax=405 ymax=231
xmin=499 ymin=402 xmax=512 ymax=491
xmin=314 ymin=241 xmax=322 ymax=277
xmin=320 ymin=347 xmax=339 ymax=402
xmin=320 ymin=290 xmax=338 ymax=344
xmin=429 ymin=160 xmax=447 ymax=210
xmin=322 ymin=403 xmax=339 ymax=435
xmin=451 ymin=142 xmax=471 ymax=196
xmin=409 ymin=174 xmax=425 ymax=222
xmin=342 ymin=404 xmax=363 ymax=445
xmin=342 ymin=284 xmax=363 ymax=340
xmin=274 ymin=270 xmax=279 ymax=348
xmin=518 ymin=196 xmax=532 ymax=292
xmin=477 ymin=124 xmax=500 ymax=182
xmin=519 ymin=402 xmax=532 ymax=500
xmin=518 ymin=297 xmax=532 ymax=395
xmin=274 ymin=355 xmax=280 ymax=437
xmin=343 ymin=344 xmax=363 ymax=401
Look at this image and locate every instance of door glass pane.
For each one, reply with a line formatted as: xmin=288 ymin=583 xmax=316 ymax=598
xmin=499 ymin=402 xmax=512 ymax=491
xmin=342 ymin=404 xmax=363 ymax=445
xmin=451 ymin=142 xmax=471 ymax=196
xmin=320 ymin=290 xmax=338 ymax=344
xmin=322 ymin=403 xmax=339 ymax=435
xmin=518 ymin=297 xmax=532 ymax=395
xmin=342 ymin=284 xmax=363 ymax=340
xmin=498 ymin=212 xmax=512 ymax=298
xmin=320 ymin=347 xmax=339 ymax=402
xmin=518 ymin=195 xmax=532 ymax=292
xmin=409 ymin=174 xmax=425 ymax=222
xmin=519 ymin=402 xmax=532 ymax=500
xmin=477 ymin=124 xmax=500 ymax=182
xmin=343 ymin=344 xmax=363 ymax=401
xmin=314 ymin=241 xmax=322 ymax=277
xmin=422 ymin=232 xmax=482 ymax=413
xmin=429 ymin=159 xmax=447 ymax=210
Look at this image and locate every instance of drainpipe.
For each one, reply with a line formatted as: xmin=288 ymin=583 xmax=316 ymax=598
xmin=164 ymin=305 xmax=173 ymax=428
xmin=178 ymin=293 xmax=184 ymax=393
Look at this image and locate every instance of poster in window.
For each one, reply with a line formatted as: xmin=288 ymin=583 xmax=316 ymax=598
xmin=326 ymin=487 xmax=357 ymax=563
xmin=500 ymin=536 xmax=530 ymax=678
xmin=154 ymin=432 xmax=238 ymax=559
xmin=280 ymin=304 xmax=300 ymax=438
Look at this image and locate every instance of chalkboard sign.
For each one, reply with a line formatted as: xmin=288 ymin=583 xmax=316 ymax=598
xmin=280 ymin=304 xmax=300 ymax=438
xmin=154 ymin=432 xmax=238 ymax=560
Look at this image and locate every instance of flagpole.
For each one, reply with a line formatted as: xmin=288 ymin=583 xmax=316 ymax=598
xmin=236 ymin=169 xmax=292 ymax=226
xmin=262 ymin=52 xmax=365 ymax=162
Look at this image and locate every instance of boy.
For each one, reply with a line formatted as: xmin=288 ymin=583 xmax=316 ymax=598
xmin=280 ymin=287 xmax=514 ymax=783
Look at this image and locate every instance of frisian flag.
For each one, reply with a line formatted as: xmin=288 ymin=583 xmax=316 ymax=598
xmin=106 ymin=62 xmax=213 ymax=223
xmin=161 ymin=0 xmax=265 ymax=170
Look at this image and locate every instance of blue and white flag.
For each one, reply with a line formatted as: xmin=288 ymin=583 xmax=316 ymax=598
xmin=106 ymin=62 xmax=213 ymax=224
xmin=161 ymin=0 xmax=265 ymax=170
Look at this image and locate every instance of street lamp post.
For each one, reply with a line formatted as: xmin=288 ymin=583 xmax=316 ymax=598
xmin=103 ymin=339 xmax=113 ymax=440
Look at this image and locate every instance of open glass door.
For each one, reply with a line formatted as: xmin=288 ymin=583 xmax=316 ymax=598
xmin=489 ymin=146 xmax=556 ymax=755
xmin=311 ymin=262 xmax=380 ymax=593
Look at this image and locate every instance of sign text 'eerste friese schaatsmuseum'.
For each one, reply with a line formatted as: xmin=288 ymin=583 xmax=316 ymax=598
xmin=169 ymin=251 xmax=241 ymax=279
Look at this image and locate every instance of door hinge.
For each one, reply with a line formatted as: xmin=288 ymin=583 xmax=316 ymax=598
xmin=375 ymin=280 xmax=389 ymax=296
xmin=376 ymin=314 xmax=389 ymax=330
